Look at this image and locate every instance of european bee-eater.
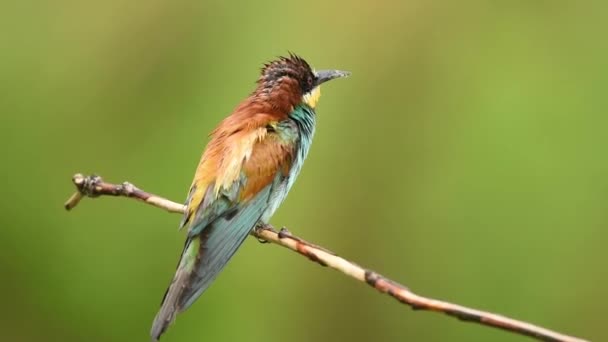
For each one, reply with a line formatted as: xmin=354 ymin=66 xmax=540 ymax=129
xmin=151 ymin=54 xmax=349 ymax=340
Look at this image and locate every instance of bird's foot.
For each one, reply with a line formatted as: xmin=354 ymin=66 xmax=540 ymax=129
xmin=256 ymin=237 xmax=269 ymax=244
xmin=254 ymin=223 xmax=271 ymax=243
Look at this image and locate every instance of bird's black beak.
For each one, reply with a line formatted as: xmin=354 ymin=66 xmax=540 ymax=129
xmin=315 ymin=70 xmax=351 ymax=86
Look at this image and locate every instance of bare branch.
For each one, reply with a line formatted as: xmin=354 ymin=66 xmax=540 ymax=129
xmin=65 ymin=173 xmax=589 ymax=342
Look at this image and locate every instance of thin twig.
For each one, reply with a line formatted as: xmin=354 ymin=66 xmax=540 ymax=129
xmin=64 ymin=173 xmax=589 ymax=342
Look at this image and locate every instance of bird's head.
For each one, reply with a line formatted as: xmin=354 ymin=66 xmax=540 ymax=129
xmin=258 ymin=54 xmax=350 ymax=109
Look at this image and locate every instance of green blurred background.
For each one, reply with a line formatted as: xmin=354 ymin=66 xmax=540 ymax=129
xmin=1 ymin=0 xmax=606 ymax=341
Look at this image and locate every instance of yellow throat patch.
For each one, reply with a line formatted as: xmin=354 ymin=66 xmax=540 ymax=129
xmin=303 ymin=86 xmax=321 ymax=109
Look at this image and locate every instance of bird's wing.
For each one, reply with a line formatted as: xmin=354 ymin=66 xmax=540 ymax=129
xmin=151 ymin=117 xmax=295 ymax=341
xmin=178 ymin=112 xmax=284 ymax=232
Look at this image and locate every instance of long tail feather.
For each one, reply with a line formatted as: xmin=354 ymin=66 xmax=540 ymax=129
xmin=150 ymin=186 xmax=272 ymax=341
xmin=150 ymin=236 xmax=200 ymax=341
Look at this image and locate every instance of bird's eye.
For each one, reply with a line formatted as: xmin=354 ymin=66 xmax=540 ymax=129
xmin=307 ymin=76 xmax=313 ymax=87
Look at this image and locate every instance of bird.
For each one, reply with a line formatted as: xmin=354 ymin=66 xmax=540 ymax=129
xmin=150 ymin=54 xmax=350 ymax=340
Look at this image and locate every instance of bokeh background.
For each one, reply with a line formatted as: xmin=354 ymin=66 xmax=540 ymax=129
xmin=1 ymin=1 xmax=606 ymax=341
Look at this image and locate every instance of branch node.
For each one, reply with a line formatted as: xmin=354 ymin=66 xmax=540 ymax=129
xmin=79 ymin=174 xmax=103 ymax=197
xmin=364 ymin=270 xmax=379 ymax=287
xmin=278 ymin=227 xmax=291 ymax=239
xmin=65 ymin=173 xmax=103 ymax=210
xmin=119 ymin=182 xmax=136 ymax=196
